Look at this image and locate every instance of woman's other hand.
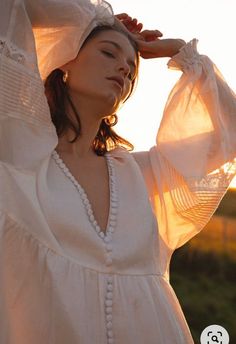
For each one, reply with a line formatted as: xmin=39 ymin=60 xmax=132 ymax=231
xmin=137 ymin=37 xmax=186 ymax=58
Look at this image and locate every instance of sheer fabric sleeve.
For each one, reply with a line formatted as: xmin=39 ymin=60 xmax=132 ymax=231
xmin=0 ymin=0 xmax=113 ymax=170
xmin=134 ymin=39 xmax=236 ymax=251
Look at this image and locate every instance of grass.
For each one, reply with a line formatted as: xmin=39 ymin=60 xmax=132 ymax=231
xmin=170 ymin=238 xmax=236 ymax=343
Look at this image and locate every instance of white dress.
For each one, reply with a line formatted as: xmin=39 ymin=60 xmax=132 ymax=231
xmin=0 ymin=0 xmax=235 ymax=343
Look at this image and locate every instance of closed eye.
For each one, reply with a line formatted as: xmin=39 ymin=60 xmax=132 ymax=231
xmin=102 ymin=50 xmax=135 ymax=81
xmin=102 ymin=50 xmax=115 ymax=58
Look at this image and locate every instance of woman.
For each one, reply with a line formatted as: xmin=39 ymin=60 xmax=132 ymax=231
xmin=0 ymin=0 xmax=235 ymax=343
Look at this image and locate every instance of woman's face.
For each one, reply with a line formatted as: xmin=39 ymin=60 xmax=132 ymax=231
xmin=64 ymin=30 xmax=138 ymax=115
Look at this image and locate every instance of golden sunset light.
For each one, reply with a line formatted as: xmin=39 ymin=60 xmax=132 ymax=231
xmin=111 ymin=0 xmax=236 ymax=188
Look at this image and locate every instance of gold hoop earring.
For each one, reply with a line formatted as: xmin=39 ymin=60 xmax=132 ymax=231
xmin=104 ymin=114 xmax=118 ymax=127
xmin=63 ymin=70 xmax=69 ymax=83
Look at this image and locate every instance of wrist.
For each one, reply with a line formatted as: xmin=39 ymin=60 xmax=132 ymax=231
xmin=169 ymin=39 xmax=186 ymax=57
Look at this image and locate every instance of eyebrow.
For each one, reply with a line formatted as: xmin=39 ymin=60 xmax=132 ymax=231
xmin=99 ymin=40 xmax=137 ymax=70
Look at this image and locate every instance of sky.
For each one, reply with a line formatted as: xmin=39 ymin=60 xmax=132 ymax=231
xmin=109 ymin=0 xmax=236 ymax=187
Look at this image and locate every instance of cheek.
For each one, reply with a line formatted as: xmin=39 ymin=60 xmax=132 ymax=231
xmin=69 ymin=65 xmax=98 ymax=93
xmin=121 ymin=83 xmax=132 ymax=102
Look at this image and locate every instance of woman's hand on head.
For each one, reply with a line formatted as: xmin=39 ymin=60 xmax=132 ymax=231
xmin=115 ymin=14 xmax=186 ymax=59
xmin=115 ymin=13 xmax=162 ymax=42
xmin=132 ymin=27 xmax=186 ymax=58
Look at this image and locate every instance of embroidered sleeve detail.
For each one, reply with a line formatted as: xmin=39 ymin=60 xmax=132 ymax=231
xmin=0 ymin=38 xmax=36 ymax=72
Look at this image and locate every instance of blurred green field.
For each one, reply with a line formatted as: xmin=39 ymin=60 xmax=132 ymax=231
xmin=170 ymin=189 xmax=236 ymax=343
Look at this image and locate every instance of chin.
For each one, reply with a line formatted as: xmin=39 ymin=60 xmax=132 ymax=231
xmin=100 ymin=93 xmax=120 ymax=114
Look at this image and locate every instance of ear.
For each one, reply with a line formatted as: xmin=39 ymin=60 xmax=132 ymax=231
xmin=59 ymin=62 xmax=69 ymax=73
xmin=59 ymin=58 xmax=75 ymax=73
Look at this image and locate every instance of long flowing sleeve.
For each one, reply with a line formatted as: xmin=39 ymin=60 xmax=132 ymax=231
xmin=133 ymin=39 xmax=236 ymax=252
xmin=0 ymin=0 xmax=113 ymax=170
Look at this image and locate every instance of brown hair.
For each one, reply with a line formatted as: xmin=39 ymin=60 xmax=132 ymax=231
xmin=44 ymin=25 xmax=140 ymax=156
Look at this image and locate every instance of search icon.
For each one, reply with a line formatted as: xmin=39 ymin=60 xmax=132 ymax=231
xmin=211 ymin=335 xmax=219 ymax=343
xmin=200 ymin=325 xmax=229 ymax=344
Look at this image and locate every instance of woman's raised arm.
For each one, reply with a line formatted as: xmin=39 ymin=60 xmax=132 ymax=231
xmin=0 ymin=0 xmax=113 ymax=169
xmin=132 ymin=37 xmax=236 ymax=252
xmin=113 ymin=12 xmax=236 ymax=257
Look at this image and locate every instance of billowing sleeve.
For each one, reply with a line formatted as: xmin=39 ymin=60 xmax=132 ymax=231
xmin=0 ymin=0 xmax=113 ymax=169
xmin=136 ymin=39 xmax=236 ymax=252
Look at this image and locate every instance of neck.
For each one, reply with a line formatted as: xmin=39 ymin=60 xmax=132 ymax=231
xmin=56 ymin=93 xmax=107 ymax=159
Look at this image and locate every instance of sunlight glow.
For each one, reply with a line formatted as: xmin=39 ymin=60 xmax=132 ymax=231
xmin=110 ymin=0 xmax=236 ymax=188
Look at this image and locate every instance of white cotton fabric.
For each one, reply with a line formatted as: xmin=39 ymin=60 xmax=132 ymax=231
xmin=0 ymin=0 xmax=236 ymax=343
xmin=33 ymin=0 xmax=114 ymax=80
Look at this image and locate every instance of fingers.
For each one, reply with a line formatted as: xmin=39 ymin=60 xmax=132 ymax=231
xmin=115 ymin=13 xmax=131 ymax=20
xmin=122 ymin=19 xmax=143 ymax=33
xmin=115 ymin=13 xmax=143 ymax=33
xmin=115 ymin=14 xmax=164 ymax=43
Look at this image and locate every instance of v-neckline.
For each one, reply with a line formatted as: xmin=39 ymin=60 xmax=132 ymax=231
xmin=52 ymin=150 xmax=118 ymax=240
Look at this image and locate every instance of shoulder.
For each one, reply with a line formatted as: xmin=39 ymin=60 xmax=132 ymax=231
xmin=109 ymin=147 xmax=156 ymax=188
xmin=109 ymin=146 xmax=152 ymax=173
xmin=131 ymin=151 xmax=150 ymax=172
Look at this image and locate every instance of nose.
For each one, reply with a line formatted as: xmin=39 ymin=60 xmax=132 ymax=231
xmin=117 ymin=59 xmax=130 ymax=78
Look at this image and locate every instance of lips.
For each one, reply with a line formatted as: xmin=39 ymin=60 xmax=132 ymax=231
xmin=107 ymin=76 xmax=124 ymax=90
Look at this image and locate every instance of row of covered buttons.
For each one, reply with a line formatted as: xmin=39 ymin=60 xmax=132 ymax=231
xmin=105 ymin=275 xmax=114 ymax=343
xmin=104 ymin=156 xmax=116 ymax=343
xmin=103 ymin=155 xmax=117 ymax=267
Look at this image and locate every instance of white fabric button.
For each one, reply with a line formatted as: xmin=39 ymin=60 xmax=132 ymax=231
xmin=110 ymin=208 xmax=117 ymax=215
xmin=107 ymin=284 xmax=113 ymax=291
xmin=99 ymin=232 xmax=105 ymax=238
xmin=89 ymin=214 xmax=95 ymax=222
xmin=80 ymin=193 xmax=87 ymax=200
xmin=105 ymin=307 xmax=112 ymax=314
xmin=107 ymin=330 xmax=113 ymax=338
xmin=104 ymin=236 xmax=111 ymax=243
xmin=105 ymin=244 xmax=113 ymax=251
xmin=64 ymin=170 xmax=71 ymax=177
xmin=95 ymin=225 xmax=100 ymax=232
xmin=106 ymin=321 xmax=113 ymax=329
xmin=87 ymin=209 xmax=93 ymax=215
xmin=106 ymin=292 xmax=113 ymax=299
xmin=105 ymin=300 xmax=113 ymax=307
xmin=107 ymin=276 xmax=113 ymax=283
xmin=106 ymin=314 xmax=112 ymax=321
